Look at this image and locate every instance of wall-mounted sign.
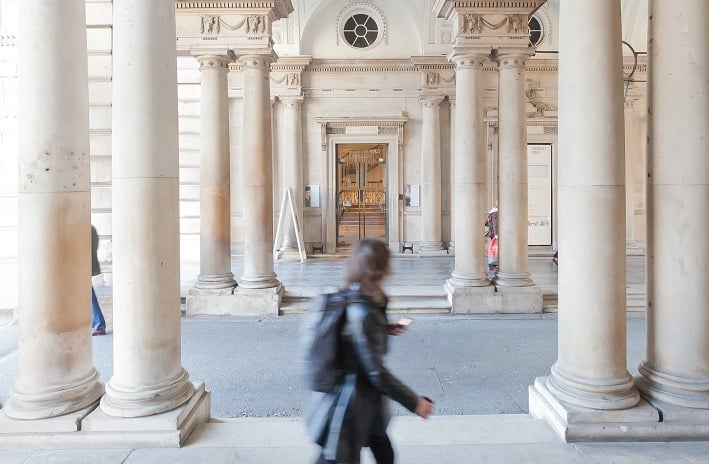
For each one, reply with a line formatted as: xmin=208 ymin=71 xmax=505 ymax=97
xmin=405 ymin=184 xmax=420 ymax=207
xmin=305 ymin=185 xmax=320 ymax=208
xmin=527 ymin=144 xmax=552 ymax=246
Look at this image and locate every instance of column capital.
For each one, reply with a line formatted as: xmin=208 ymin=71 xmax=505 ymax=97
xmin=420 ymin=95 xmax=445 ymax=107
xmin=238 ymin=52 xmax=276 ymax=70
xmin=493 ymin=48 xmax=534 ymax=69
xmin=196 ymin=54 xmax=233 ymax=71
xmin=450 ymin=52 xmax=488 ymax=69
xmin=280 ymin=95 xmax=304 ymax=108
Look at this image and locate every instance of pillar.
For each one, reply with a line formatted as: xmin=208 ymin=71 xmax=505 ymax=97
xmin=494 ymin=51 xmax=534 ymax=287
xmin=3 ymin=0 xmax=104 ymax=421
xmin=636 ymin=1 xmax=709 ymax=412
xmin=192 ymin=54 xmax=236 ymax=294
xmin=529 ymin=0 xmax=658 ymax=441
xmin=280 ymin=97 xmax=304 ymax=253
xmin=100 ymin=0 xmax=196 ymax=417
xmin=445 ymin=53 xmax=491 ymax=305
xmin=419 ymin=96 xmax=444 ymax=253
xmin=236 ymin=54 xmax=282 ymax=301
xmin=448 ymin=100 xmax=456 ymax=254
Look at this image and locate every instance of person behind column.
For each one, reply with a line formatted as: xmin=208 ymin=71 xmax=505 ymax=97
xmin=484 ymin=206 xmax=499 ymax=270
xmin=304 ymin=239 xmax=434 ymax=464
xmin=91 ymin=225 xmax=106 ymax=336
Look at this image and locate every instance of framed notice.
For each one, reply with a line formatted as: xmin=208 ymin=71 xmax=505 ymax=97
xmin=305 ymin=185 xmax=320 ymax=208
xmin=405 ymin=184 xmax=420 ymax=207
xmin=527 ymin=144 xmax=552 ymax=246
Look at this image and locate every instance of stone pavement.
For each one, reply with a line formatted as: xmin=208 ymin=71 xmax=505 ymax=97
xmin=2 ymin=255 xmax=705 ymax=462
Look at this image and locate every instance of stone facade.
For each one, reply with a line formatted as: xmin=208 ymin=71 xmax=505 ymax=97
xmin=4 ymin=0 xmax=708 ymax=448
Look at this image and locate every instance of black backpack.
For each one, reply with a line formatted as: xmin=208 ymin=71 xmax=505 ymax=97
xmin=300 ymin=290 xmax=352 ymax=393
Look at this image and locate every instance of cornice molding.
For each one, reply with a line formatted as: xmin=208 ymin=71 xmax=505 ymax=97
xmin=176 ymin=1 xmax=293 ymax=18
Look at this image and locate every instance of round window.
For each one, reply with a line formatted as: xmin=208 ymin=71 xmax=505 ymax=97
xmin=528 ymin=16 xmax=544 ymax=47
xmin=343 ymin=14 xmax=379 ymax=49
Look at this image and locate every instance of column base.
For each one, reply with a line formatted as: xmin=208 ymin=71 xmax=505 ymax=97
xmin=193 ymin=273 xmax=237 ymax=292
xmin=636 ymin=363 xmax=709 ymax=409
xmin=0 ymin=385 xmax=208 ymax=449
xmin=187 ymin=285 xmax=284 ymax=315
xmin=493 ymin=270 xmax=534 ymax=287
xmin=445 ymin=281 xmax=543 ymax=313
xmin=0 ymin=402 xmax=97 ymax=435
xmin=529 ymin=376 xmax=661 ymax=442
xmin=80 ymin=382 xmax=209 ymax=448
xmin=418 ymin=241 xmax=445 ymax=254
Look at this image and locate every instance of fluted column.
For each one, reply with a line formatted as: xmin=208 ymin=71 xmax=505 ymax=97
xmin=281 ymin=97 xmax=304 ymax=252
xmin=636 ymin=0 xmax=709 ymax=409
xmin=542 ymin=0 xmax=639 ymax=410
xmin=4 ymin=0 xmax=104 ymax=420
xmin=494 ymin=51 xmax=534 ymax=287
xmin=193 ymin=55 xmax=236 ymax=293
xmin=419 ymin=96 xmax=444 ymax=252
xmin=238 ymin=54 xmax=281 ymax=289
xmin=446 ymin=54 xmax=490 ymax=288
xmin=101 ymin=0 xmax=194 ymax=417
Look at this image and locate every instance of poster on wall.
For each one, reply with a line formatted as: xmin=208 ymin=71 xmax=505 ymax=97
xmin=305 ymin=185 xmax=320 ymax=208
xmin=527 ymin=145 xmax=552 ymax=246
xmin=405 ymin=184 xmax=420 ymax=207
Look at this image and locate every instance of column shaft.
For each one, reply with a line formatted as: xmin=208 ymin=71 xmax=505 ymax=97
xmin=281 ymin=98 xmax=304 ymax=251
xmin=495 ymin=53 xmax=533 ymax=286
xmin=448 ymin=100 xmax=456 ymax=254
xmin=637 ymin=0 xmax=709 ymax=408
xmin=195 ymin=55 xmax=236 ymax=292
xmin=6 ymin=0 xmax=103 ymax=419
xmin=420 ymin=96 xmax=444 ymax=252
xmin=447 ymin=56 xmax=489 ymax=287
xmin=546 ymin=0 xmax=638 ymax=409
xmin=102 ymin=0 xmax=194 ymax=417
xmin=239 ymin=55 xmax=280 ymax=288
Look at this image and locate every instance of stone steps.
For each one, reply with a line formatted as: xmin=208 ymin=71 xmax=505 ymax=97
xmin=279 ymin=286 xmax=451 ymax=315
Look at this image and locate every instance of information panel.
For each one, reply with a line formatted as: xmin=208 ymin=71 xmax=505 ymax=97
xmin=527 ymin=144 xmax=552 ymax=245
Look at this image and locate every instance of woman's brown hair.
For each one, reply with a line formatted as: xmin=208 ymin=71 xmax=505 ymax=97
xmin=344 ymin=239 xmax=391 ymax=306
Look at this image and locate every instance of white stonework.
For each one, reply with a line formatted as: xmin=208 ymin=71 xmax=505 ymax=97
xmin=7 ymin=0 xmax=709 ymax=449
xmin=4 ymin=0 xmax=104 ymax=422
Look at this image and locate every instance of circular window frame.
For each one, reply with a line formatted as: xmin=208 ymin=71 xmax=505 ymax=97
xmin=528 ymin=15 xmax=545 ymax=47
xmin=336 ymin=3 xmax=387 ymax=50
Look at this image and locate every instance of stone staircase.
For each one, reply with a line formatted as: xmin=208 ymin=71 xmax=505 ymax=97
xmin=279 ymin=285 xmax=451 ymax=315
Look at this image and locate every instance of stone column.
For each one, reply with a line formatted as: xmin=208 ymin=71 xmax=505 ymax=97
xmin=494 ymin=51 xmax=534 ymax=287
xmin=419 ymin=96 xmax=444 ymax=253
xmin=193 ymin=55 xmax=236 ymax=293
xmin=529 ymin=1 xmax=657 ymax=440
xmin=448 ymin=100 xmax=456 ymax=254
xmin=636 ymin=1 xmax=709 ymax=413
xmin=445 ymin=53 xmax=491 ymax=302
xmin=3 ymin=0 xmax=103 ymax=422
xmin=235 ymin=53 xmax=282 ymax=310
xmin=280 ymin=97 xmax=304 ymax=253
xmin=100 ymin=0 xmax=196 ymax=418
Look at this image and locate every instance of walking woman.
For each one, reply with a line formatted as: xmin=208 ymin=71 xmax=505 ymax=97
xmin=304 ymin=239 xmax=435 ymax=464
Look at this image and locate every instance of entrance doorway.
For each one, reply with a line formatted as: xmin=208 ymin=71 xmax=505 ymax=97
xmin=336 ymin=144 xmax=387 ymax=250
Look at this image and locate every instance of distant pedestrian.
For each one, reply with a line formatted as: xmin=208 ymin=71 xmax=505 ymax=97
xmin=485 ymin=207 xmax=499 ymax=270
xmin=91 ymin=225 xmax=106 ymax=336
xmin=304 ymin=239 xmax=434 ymax=464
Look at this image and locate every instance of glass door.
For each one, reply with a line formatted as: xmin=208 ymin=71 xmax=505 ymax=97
xmin=336 ymin=144 xmax=387 ymax=250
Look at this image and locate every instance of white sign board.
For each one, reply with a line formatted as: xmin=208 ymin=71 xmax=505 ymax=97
xmin=527 ymin=144 xmax=552 ymax=246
